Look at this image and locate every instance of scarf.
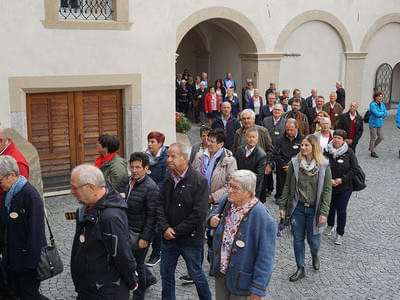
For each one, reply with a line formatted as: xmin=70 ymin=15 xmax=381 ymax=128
xmin=145 ymin=146 xmax=165 ymax=167
xmin=326 ymin=141 xmax=348 ymax=159
xmin=299 ymin=158 xmax=320 ymax=176
xmin=4 ymin=175 xmax=28 ymax=213
xmin=200 ymin=148 xmax=224 ymax=185
xmin=95 ymin=152 xmax=117 ymax=168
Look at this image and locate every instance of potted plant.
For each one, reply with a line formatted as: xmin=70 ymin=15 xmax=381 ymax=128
xmin=175 ymin=112 xmax=191 ymax=133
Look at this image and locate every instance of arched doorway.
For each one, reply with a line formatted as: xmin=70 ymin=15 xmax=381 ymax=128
xmin=391 ymin=62 xmax=400 ymax=106
xmin=176 ymin=12 xmax=262 ymax=111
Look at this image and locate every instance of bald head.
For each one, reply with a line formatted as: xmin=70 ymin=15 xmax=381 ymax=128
xmin=221 ymin=101 xmax=232 ymax=118
xmin=311 ymin=88 xmax=318 ymax=98
xmin=349 ymin=101 xmax=358 ymax=114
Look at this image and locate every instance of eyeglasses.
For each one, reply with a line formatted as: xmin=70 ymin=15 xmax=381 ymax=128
xmin=228 ymin=184 xmax=242 ymax=192
xmin=70 ymin=183 xmax=88 ymax=191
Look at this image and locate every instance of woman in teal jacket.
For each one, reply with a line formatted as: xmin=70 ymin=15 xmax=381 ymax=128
xmin=368 ymin=91 xmax=387 ymax=158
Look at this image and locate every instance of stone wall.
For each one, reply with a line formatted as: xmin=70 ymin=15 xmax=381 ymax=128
xmin=5 ymin=128 xmax=43 ymax=197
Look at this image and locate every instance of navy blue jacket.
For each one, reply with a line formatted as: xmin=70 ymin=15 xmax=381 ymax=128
xmin=147 ymin=146 xmax=169 ymax=189
xmin=212 ymin=116 xmax=241 ymax=151
xmin=0 ymin=182 xmax=46 ymax=273
xmin=208 ymin=195 xmax=276 ymax=297
xmin=71 ymin=190 xmax=138 ymax=299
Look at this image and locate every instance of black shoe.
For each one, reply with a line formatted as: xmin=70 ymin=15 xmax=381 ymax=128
xmin=289 ymin=267 xmax=305 ymax=282
xmin=146 ymin=255 xmax=161 ymax=267
xmin=371 ymin=151 xmax=379 ymax=158
xmin=312 ymin=254 xmax=320 ymax=270
xmin=180 ymin=274 xmax=194 ymax=284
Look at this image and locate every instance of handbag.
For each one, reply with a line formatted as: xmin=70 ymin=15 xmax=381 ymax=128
xmin=352 ymin=165 xmax=366 ymax=192
xmin=36 ymin=215 xmax=64 ymax=281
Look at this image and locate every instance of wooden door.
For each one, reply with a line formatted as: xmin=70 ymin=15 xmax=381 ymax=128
xmin=27 ymin=92 xmax=76 ymax=180
xmin=75 ymin=90 xmax=124 ymax=164
xmin=27 ymin=90 xmax=123 ymax=191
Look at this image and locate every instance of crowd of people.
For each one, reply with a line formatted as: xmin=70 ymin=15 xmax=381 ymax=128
xmin=0 ymin=68 xmax=399 ymax=300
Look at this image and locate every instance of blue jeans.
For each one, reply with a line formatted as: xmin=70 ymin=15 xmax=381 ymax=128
xmin=327 ymin=190 xmax=352 ymax=236
xmin=291 ymin=203 xmax=321 ymax=267
xmin=160 ymin=240 xmax=211 ymax=300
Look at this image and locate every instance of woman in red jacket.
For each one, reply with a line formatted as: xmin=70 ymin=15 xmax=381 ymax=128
xmin=205 ymin=87 xmax=220 ymax=126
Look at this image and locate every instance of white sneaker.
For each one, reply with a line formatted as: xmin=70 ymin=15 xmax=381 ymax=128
xmin=324 ymin=226 xmax=335 ymax=236
xmin=334 ymin=234 xmax=343 ymax=245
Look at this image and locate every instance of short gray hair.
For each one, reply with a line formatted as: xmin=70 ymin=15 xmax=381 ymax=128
xmin=170 ymin=142 xmax=190 ymax=159
xmin=245 ymin=127 xmax=258 ymax=137
xmin=0 ymin=155 xmax=19 ymax=177
xmin=71 ymin=164 xmax=105 ymax=188
xmin=241 ymin=109 xmax=256 ymax=120
xmin=230 ymin=170 xmax=256 ymax=197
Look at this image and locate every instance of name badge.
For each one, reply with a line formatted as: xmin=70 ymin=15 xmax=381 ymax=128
xmin=292 ymin=145 xmax=299 ymax=149
xmin=10 ymin=212 xmax=19 ymax=219
xmin=236 ymin=240 xmax=245 ymax=248
xmin=337 ymin=159 xmax=344 ymax=164
xmin=79 ymin=234 xmax=86 ymax=243
xmin=335 ymin=113 xmax=339 ymax=117
xmin=274 ymin=131 xmax=280 ymax=135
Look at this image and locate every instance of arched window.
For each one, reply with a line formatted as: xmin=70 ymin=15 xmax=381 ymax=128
xmin=374 ymin=63 xmax=393 ymax=108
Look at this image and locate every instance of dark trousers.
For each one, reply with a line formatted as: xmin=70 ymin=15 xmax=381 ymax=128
xmin=350 ymin=142 xmax=357 ymax=153
xmin=150 ymin=232 xmax=162 ymax=258
xmin=160 ymin=240 xmax=211 ymax=300
xmin=6 ymin=269 xmax=44 ymax=300
xmin=260 ymin=174 xmax=274 ymax=203
xmin=133 ymin=246 xmax=156 ymax=300
xmin=178 ymin=101 xmax=188 ymax=115
xmin=275 ymin=167 xmax=287 ymax=199
xmin=327 ymin=190 xmax=352 ymax=236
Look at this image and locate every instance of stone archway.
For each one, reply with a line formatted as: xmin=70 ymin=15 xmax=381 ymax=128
xmin=175 ymin=7 xmax=266 ymax=108
xmin=274 ymin=10 xmax=353 ymax=52
xmin=360 ymin=13 xmax=400 ymax=52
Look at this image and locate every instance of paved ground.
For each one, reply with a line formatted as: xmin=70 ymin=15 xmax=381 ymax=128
xmin=40 ymin=115 xmax=400 ymax=299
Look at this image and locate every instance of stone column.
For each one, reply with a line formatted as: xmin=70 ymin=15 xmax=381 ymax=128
xmin=240 ymin=53 xmax=283 ymax=104
xmin=344 ymin=52 xmax=368 ymax=111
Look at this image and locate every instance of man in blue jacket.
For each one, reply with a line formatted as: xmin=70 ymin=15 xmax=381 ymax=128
xmin=208 ymin=170 xmax=276 ymax=299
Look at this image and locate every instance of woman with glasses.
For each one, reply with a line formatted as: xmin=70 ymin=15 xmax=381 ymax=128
xmin=0 ymin=155 xmax=49 ymax=300
xmin=278 ymin=135 xmax=332 ymax=281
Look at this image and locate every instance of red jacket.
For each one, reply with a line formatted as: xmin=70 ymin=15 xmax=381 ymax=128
xmin=0 ymin=139 xmax=30 ymax=200
xmin=204 ymin=93 xmax=220 ymax=113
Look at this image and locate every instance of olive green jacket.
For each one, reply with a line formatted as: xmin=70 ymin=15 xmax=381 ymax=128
xmin=100 ymin=154 xmax=128 ymax=191
xmin=278 ymin=157 xmax=332 ymax=235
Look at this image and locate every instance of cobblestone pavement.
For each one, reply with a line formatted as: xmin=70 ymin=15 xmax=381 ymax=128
xmin=40 ymin=116 xmax=400 ymax=299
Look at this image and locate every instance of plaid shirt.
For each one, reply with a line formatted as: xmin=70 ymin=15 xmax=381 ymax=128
xmin=220 ymin=198 xmax=258 ymax=274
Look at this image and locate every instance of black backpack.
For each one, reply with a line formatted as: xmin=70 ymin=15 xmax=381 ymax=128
xmin=363 ymin=110 xmax=370 ymax=124
xmin=352 ymin=165 xmax=366 ymax=191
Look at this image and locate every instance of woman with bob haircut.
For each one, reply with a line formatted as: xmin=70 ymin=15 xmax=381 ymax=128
xmin=278 ymin=135 xmax=332 ymax=282
xmin=144 ymin=131 xmax=169 ymax=267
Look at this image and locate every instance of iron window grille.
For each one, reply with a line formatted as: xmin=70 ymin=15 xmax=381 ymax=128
xmin=374 ymin=63 xmax=393 ymax=109
xmin=59 ymin=0 xmax=113 ymax=20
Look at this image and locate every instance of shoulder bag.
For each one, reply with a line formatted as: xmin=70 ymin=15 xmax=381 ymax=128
xmin=36 ymin=214 xmax=64 ymax=281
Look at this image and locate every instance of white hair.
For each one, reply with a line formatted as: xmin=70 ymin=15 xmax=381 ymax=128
xmin=231 ymin=170 xmax=256 ymax=197
xmin=71 ymin=164 xmax=105 ymax=188
xmin=0 ymin=155 xmax=19 ymax=177
xmin=170 ymin=142 xmax=190 ymax=159
xmin=240 ymin=109 xmax=256 ymax=120
xmin=200 ymin=81 xmax=206 ymax=86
